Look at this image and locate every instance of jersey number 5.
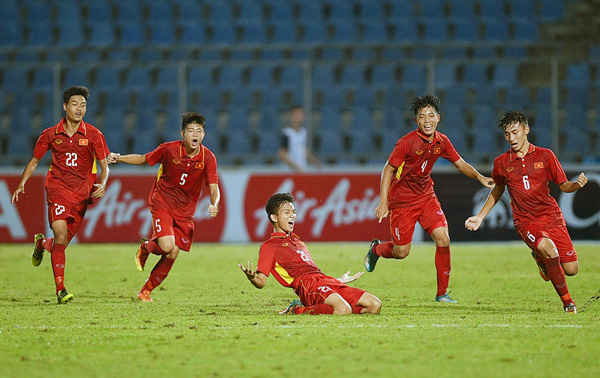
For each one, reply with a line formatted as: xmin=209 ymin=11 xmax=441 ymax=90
xmin=180 ymin=173 xmax=187 ymax=185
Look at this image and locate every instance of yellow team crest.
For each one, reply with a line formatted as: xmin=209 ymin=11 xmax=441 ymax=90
xmin=55 ymin=139 xmax=62 ymax=144
xmin=173 ymin=159 xmax=181 ymax=164
xmin=415 ymin=150 xmax=424 ymax=155
xmin=506 ymin=167 xmax=514 ymax=172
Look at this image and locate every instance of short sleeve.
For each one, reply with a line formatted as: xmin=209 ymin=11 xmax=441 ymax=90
xmin=547 ymin=149 xmax=567 ymax=185
xmin=145 ymin=143 xmax=166 ymax=166
xmin=94 ymin=131 xmax=108 ymax=160
xmin=387 ymin=138 xmax=406 ymax=168
xmin=441 ymin=137 xmax=461 ymax=163
xmin=32 ymin=131 xmax=49 ymax=160
xmin=205 ymin=148 xmax=219 ymax=185
xmin=256 ymin=244 xmax=275 ymax=277
xmin=491 ymin=159 xmax=506 ymax=186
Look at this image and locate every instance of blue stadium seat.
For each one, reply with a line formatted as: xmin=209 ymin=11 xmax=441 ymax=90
xmin=94 ymin=67 xmax=123 ymax=89
xmin=328 ymin=0 xmax=354 ymax=19
xmin=115 ymin=1 xmax=143 ymax=23
xmin=401 ymin=64 xmax=427 ymax=91
xmin=389 ymin=1 xmax=413 ymax=19
xmin=371 ymin=64 xmax=396 ymax=86
xmin=469 ymin=127 xmax=501 ymax=158
xmin=147 ymin=0 xmax=174 ymax=21
xmin=564 ymin=63 xmax=591 ymax=87
xmin=449 ymin=0 xmax=475 ymax=19
xmin=453 ymin=20 xmax=479 ymax=41
xmin=133 ymin=131 xmax=159 ymax=154
xmin=479 ymin=1 xmax=507 ymax=19
xmin=317 ymin=129 xmax=345 ymax=156
xmin=418 ymin=0 xmax=445 ymax=18
xmin=188 ymin=66 xmax=216 ymax=89
xmin=234 ymin=1 xmax=263 ymax=21
xmin=32 ymin=68 xmax=54 ymax=90
xmin=85 ymin=3 xmax=113 ymax=23
xmin=329 ymin=20 xmax=357 ymax=42
xmin=341 ymin=64 xmax=367 ymax=85
xmin=265 ymin=0 xmax=293 ymax=21
xmin=55 ymin=1 xmax=83 ymax=25
xmin=278 ymin=65 xmax=304 ymax=86
xmin=491 ymin=63 xmax=518 ymax=88
xmin=512 ymin=21 xmax=538 ymax=41
xmin=88 ymin=22 xmax=116 ymax=47
xmin=507 ymin=0 xmax=535 ymax=21
xmin=174 ymin=1 xmax=202 ymax=19
xmin=349 ymin=106 xmax=372 ymax=133
xmin=390 ymin=20 xmax=418 ymax=41
xmin=154 ymin=67 xmax=179 ymax=90
xmin=124 ymin=67 xmax=152 ymax=90
xmin=205 ymin=0 xmax=235 ymax=22
xmin=57 ymin=24 xmax=85 ymax=47
xmin=209 ymin=24 xmax=236 ymax=44
xmin=297 ymin=1 xmax=323 ymax=21
xmin=317 ymin=107 xmax=344 ymax=133
xmin=535 ymin=87 xmax=552 ymax=105
xmin=26 ymin=22 xmax=53 ymax=46
xmin=441 ymin=127 xmax=468 ymax=153
xmin=423 ymin=20 xmax=449 ymax=41
xmin=201 ymin=128 xmax=221 ymax=155
xmin=269 ymin=22 xmax=296 ymax=44
xmin=440 ymin=106 xmax=468 ymax=133
xmin=356 ymin=0 xmax=385 ymax=21
xmin=312 ymin=65 xmax=337 ymax=87
xmin=468 ymin=105 xmax=498 ymax=130
xmin=539 ymin=0 xmax=565 ymax=21
xmin=361 ymin=21 xmax=387 ymax=42
xmin=2 ymin=68 xmax=29 ymax=90
xmin=300 ymin=21 xmax=328 ymax=43
xmin=482 ymin=20 xmax=510 ymax=41
xmin=217 ymin=66 xmax=245 ymax=89
xmin=0 ymin=23 xmax=22 ymax=47
xmin=472 ymin=46 xmax=496 ymax=58
xmin=506 ymin=86 xmax=529 ymax=107
xmin=180 ymin=23 xmax=206 ymax=45
xmin=434 ymin=63 xmax=458 ymax=90
xmin=25 ymin=1 xmax=52 ymax=24
xmin=225 ymin=130 xmax=253 ymax=156
xmin=119 ymin=24 xmax=145 ymax=46
xmin=257 ymin=130 xmax=280 ymax=156
xmin=240 ymin=23 xmax=267 ymax=44
xmin=248 ymin=65 xmax=274 ymax=88
xmin=149 ymin=23 xmax=176 ymax=46
xmin=0 ymin=2 xmax=19 ymax=24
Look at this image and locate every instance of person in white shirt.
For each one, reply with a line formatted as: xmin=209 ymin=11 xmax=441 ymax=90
xmin=278 ymin=105 xmax=322 ymax=171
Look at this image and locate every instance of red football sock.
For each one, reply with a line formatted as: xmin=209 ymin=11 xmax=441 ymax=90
xmin=51 ymin=243 xmax=67 ymax=293
xmin=142 ymin=256 xmax=175 ymax=292
xmin=435 ymin=246 xmax=451 ymax=297
xmin=145 ymin=239 xmax=166 ymax=255
xmin=374 ymin=241 xmax=395 ymax=258
xmin=294 ymin=304 xmax=334 ymax=315
xmin=543 ymin=257 xmax=572 ymax=305
xmin=42 ymin=237 xmax=54 ymax=251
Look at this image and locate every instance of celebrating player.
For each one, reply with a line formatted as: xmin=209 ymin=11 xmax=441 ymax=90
xmin=465 ymin=110 xmax=587 ymax=313
xmin=364 ymin=94 xmax=494 ymax=303
xmin=239 ymin=192 xmax=382 ymax=315
xmin=107 ymin=112 xmax=220 ymax=302
xmin=11 ymin=86 xmax=110 ymax=304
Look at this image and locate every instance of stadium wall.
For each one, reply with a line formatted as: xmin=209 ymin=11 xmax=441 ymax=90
xmin=0 ymin=168 xmax=598 ymax=243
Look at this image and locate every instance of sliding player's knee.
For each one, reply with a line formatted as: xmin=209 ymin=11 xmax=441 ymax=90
xmin=563 ymin=263 xmax=578 ymax=276
xmin=367 ymin=297 xmax=382 ymax=314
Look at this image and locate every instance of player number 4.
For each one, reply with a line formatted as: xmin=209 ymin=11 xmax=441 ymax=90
xmin=522 ymin=175 xmax=530 ymax=190
xmin=421 ymin=160 xmax=428 ymax=172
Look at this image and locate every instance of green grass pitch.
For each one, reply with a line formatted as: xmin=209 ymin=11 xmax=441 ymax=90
xmin=1 ymin=241 xmax=599 ymax=377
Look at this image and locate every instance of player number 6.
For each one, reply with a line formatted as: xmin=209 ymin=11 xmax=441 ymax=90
xmin=522 ymin=175 xmax=530 ymax=190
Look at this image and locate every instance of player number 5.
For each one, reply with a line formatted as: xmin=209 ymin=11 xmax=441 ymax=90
xmin=179 ymin=173 xmax=187 ymax=185
xmin=522 ymin=175 xmax=530 ymax=190
xmin=154 ymin=219 xmax=161 ymax=233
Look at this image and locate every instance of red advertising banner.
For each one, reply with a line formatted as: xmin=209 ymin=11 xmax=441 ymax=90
xmin=0 ymin=173 xmax=225 ymax=243
xmin=243 ymin=173 xmax=389 ymax=242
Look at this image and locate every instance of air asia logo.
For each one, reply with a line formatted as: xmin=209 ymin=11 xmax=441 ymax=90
xmin=246 ymin=175 xmax=386 ymax=241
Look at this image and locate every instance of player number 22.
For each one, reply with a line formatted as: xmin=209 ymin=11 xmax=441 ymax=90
xmin=66 ymin=152 xmax=78 ymax=167
xmin=522 ymin=175 xmax=530 ymax=190
xmin=179 ymin=173 xmax=187 ymax=185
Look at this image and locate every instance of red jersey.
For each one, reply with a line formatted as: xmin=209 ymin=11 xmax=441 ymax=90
xmin=33 ymin=119 xmax=108 ymax=204
xmin=492 ymin=144 xmax=568 ymax=227
xmin=387 ymin=130 xmax=461 ymax=208
xmin=257 ymin=232 xmax=326 ymax=291
xmin=145 ymin=141 xmax=218 ymax=220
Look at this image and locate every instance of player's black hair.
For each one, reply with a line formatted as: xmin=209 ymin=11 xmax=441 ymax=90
xmin=411 ymin=93 xmax=441 ymax=116
xmin=266 ymin=192 xmax=295 ymax=224
xmin=181 ymin=112 xmax=206 ymax=131
xmin=498 ymin=110 xmax=528 ymax=130
xmin=63 ymin=86 xmax=89 ymax=104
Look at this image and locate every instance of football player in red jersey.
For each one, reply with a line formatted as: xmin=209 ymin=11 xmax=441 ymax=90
xmin=11 ymin=86 xmax=110 ymax=304
xmin=107 ymin=112 xmax=220 ymax=302
xmin=239 ymin=192 xmax=381 ymax=315
xmin=465 ymin=110 xmax=587 ymax=313
xmin=364 ymin=94 xmax=495 ymax=303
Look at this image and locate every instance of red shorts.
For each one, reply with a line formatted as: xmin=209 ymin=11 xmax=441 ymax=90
xmin=389 ymin=196 xmax=448 ymax=245
xmin=47 ymin=198 xmax=88 ymax=242
xmin=150 ymin=208 xmax=194 ymax=252
xmin=516 ymin=223 xmax=578 ymax=263
xmin=296 ymin=275 xmax=366 ymax=314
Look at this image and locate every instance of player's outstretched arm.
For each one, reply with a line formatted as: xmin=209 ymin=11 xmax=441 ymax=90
xmin=465 ymin=184 xmax=505 ymax=231
xmin=238 ymin=262 xmax=267 ymax=289
xmin=452 ymin=158 xmax=495 ymax=189
xmin=108 ymin=153 xmax=147 ymax=165
xmin=559 ymin=172 xmax=587 ymax=193
xmin=91 ymin=158 xmax=110 ymax=198
xmin=208 ymin=183 xmax=220 ymax=218
xmin=376 ymin=162 xmax=395 ymax=222
xmin=338 ymin=271 xmax=363 ymax=283
xmin=11 ymin=156 xmax=40 ymax=204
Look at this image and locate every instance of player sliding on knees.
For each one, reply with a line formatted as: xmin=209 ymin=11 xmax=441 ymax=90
xmin=107 ymin=112 xmax=220 ymax=302
xmin=239 ymin=193 xmax=382 ymax=315
xmin=465 ymin=110 xmax=587 ymax=314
